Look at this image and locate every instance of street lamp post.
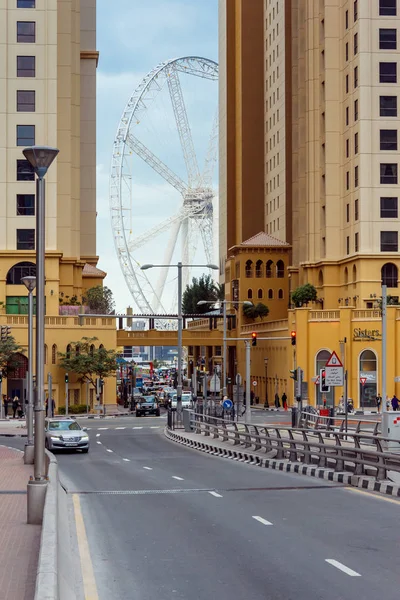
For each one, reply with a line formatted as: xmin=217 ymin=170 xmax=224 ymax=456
xmin=141 ymin=262 xmax=218 ymax=421
xmin=21 ymin=276 xmax=36 ymax=465
xmin=23 ymin=146 xmax=59 ymax=525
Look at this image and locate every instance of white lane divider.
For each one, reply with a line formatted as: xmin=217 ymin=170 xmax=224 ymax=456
xmin=208 ymin=491 xmax=223 ymax=498
xmin=115 ymin=427 xmax=126 ymax=430
xmin=98 ymin=427 xmax=109 ymax=430
xmin=325 ymin=560 xmax=361 ymax=577
xmin=252 ymin=516 xmax=273 ymax=526
xmin=96 ymin=434 xmax=101 ymax=438
xmin=143 ymin=466 xmax=153 ymax=470
xmin=150 ymin=426 xmax=160 ymax=429
xmin=106 ymin=449 xmax=113 ymax=453
xmin=172 ymin=476 xmax=184 ymax=481
xmin=133 ymin=427 xmax=143 ymax=430
xmin=96 ymin=441 xmax=102 ymax=445
xmin=122 ymin=458 xmax=131 ymax=462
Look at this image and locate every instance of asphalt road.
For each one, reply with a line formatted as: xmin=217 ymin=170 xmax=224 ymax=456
xmin=2 ymin=415 xmax=398 ymax=600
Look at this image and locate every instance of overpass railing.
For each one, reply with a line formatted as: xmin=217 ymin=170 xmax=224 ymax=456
xmin=179 ymin=411 xmax=400 ymax=481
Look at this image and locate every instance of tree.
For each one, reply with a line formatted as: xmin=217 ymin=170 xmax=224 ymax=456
xmin=291 ymin=283 xmax=318 ymax=307
xmin=0 ymin=336 xmax=24 ymax=378
xmin=58 ymin=337 xmax=118 ymax=388
xmin=83 ymin=286 xmax=115 ymax=314
xmin=243 ymin=302 xmax=269 ymax=321
xmin=182 ymin=274 xmax=220 ymax=314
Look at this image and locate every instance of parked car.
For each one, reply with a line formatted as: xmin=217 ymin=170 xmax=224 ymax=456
xmin=136 ymin=396 xmax=160 ymax=417
xmin=45 ymin=418 xmax=89 ymax=453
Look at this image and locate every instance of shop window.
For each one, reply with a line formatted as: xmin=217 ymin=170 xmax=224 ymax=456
xmin=359 ymin=350 xmax=377 ymax=409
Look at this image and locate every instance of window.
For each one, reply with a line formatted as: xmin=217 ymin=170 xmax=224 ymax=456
xmin=346 ymin=171 xmax=350 ymax=190
xmin=346 ymin=106 xmax=349 ymax=125
xmin=16 ymin=159 xmax=34 ymax=181
xmin=6 ymin=261 xmax=36 ymax=284
xmin=346 ymin=236 xmax=350 ymax=254
xmin=255 ymin=260 xmax=263 ymax=278
xmin=355 ymin=198 xmax=359 ymax=220
xmin=52 ymin=344 xmax=57 ymax=365
xmin=268 ymin=289 xmax=274 ymax=299
xmin=380 ymin=163 xmax=398 ymax=183
xmin=17 ymin=90 xmax=35 ymax=112
xmin=278 ymin=289 xmax=284 ymax=299
xmin=17 ymin=22 xmax=35 ymax=43
xmin=380 ymin=129 xmax=398 ymax=150
xmin=345 ymin=42 xmax=349 ymax=61
xmin=355 ymin=232 xmax=359 ymax=252
xmin=245 ymin=260 xmax=253 ymax=277
xmin=354 ymin=165 xmax=359 ymax=187
xmin=345 ymin=9 xmax=349 ymax=29
xmin=16 ymin=125 xmax=35 ymax=146
xmin=257 ymin=289 xmax=263 ymax=299
xmin=17 ymin=0 xmax=35 ymax=6
xmin=354 ymin=66 xmax=358 ymax=88
xmin=355 ymin=132 xmax=359 ymax=154
xmin=16 ymin=194 xmax=35 ymax=216
xmin=354 ymin=0 xmax=358 ymax=21
xmin=380 ymin=62 xmax=397 ymax=83
xmin=380 ymin=197 xmax=398 ymax=217
xmin=354 ymin=99 xmax=359 ymax=121
xmin=276 ymin=260 xmax=285 ymax=278
xmin=17 ymin=56 xmax=35 ymax=77
xmin=380 ymin=95 xmax=397 ymax=116
xmin=382 ymin=262 xmax=398 ymax=287
xmin=381 ymin=230 xmax=398 ymax=251
xmin=266 ymin=260 xmax=274 ymax=278
xmin=345 ymin=74 xmax=349 ymax=93
xmin=379 ymin=0 xmax=397 ymax=16
xmin=354 ymin=33 xmax=358 ymax=55
xmin=379 ymin=29 xmax=397 ymax=50
xmin=16 ymin=229 xmax=35 ymax=250
xmin=346 ymin=203 xmax=350 ymax=222
xmin=247 ymin=288 xmax=253 ymax=300
xmin=346 ymin=138 xmax=349 ymax=157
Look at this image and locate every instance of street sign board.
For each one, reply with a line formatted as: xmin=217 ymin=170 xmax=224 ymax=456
xmin=360 ymin=377 xmax=367 ymax=386
xmin=223 ymin=398 xmax=233 ymax=410
xmin=233 ymin=385 xmax=244 ymax=401
xmin=252 ymin=380 xmax=257 ymax=386
xmin=325 ymin=351 xmax=343 ymax=368
xmin=325 ymin=366 xmax=344 ymax=386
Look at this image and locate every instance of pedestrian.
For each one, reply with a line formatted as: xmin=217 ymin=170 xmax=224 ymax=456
xmin=17 ymin=400 xmax=23 ymax=419
xmin=391 ymin=394 xmax=399 ymax=411
xmin=282 ymin=392 xmax=288 ymax=411
xmin=3 ymin=394 xmax=8 ymax=418
xmin=274 ymin=392 xmax=280 ymax=409
xmin=12 ymin=396 xmax=19 ymax=419
xmin=250 ymin=390 xmax=255 ymax=406
xmin=376 ymin=393 xmax=382 ymax=413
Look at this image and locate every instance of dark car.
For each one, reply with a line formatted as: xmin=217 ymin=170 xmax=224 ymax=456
xmin=136 ymin=395 xmax=160 ymax=417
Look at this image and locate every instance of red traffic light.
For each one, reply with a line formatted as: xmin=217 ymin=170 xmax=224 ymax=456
xmin=291 ymin=331 xmax=296 ymax=346
xmin=251 ymin=332 xmax=257 ymax=346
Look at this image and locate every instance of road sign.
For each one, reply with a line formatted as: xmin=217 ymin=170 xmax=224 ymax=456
xmin=360 ymin=377 xmax=367 ymax=386
xmin=325 ymin=351 xmax=343 ymax=368
xmin=325 ymin=366 xmax=344 ymax=386
xmin=223 ymin=398 xmax=233 ymax=410
xmin=314 ymin=376 xmax=320 ymax=385
xmin=236 ymin=373 xmax=242 ymax=385
xmin=252 ymin=380 xmax=257 ymax=386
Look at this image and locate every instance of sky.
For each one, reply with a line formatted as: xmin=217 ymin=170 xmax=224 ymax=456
xmin=95 ymin=0 xmax=219 ymax=314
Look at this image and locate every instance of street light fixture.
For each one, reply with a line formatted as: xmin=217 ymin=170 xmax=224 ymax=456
xmin=197 ymin=299 xmax=253 ymax=398
xmin=23 ymin=145 xmax=59 ymax=525
xmin=21 ymin=276 xmax=36 ymax=465
xmin=140 ymin=262 xmax=218 ymax=421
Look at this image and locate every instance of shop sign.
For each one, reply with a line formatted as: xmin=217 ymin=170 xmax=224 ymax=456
xmin=353 ymin=328 xmax=381 ymax=341
xmin=359 ymin=371 xmax=376 ymax=383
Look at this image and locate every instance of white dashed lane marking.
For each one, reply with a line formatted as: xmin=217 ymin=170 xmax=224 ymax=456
xmin=133 ymin=427 xmax=143 ymax=430
xmin=143 ymin=466 xmax=152 ymax=471
xmin=208 ymin=491 xmax=223 ymax=498
xmin=172 ymin=476 xmax=184 ymax=481
xmin=96 ymin=441 xmax=102 ymax=445
xmin=115 ymin=427 xmax=126 ymax=430
xmin=96 ymin=434 xmax=101 ymax=438
xmin=122 ymin=458 xmax=130 ymax=462
xmin=98 ymin=427 xmax=108 ymax=430
xmin=106 ymin=449 xmax=113 ymax=453
xmin=252 ymin=516 xmax=273 ymax=526
xmin=325 ymin=560 xmax=361 ymax=577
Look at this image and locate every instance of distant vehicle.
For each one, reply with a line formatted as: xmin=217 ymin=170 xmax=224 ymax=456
xmin=171 ymin=392 xmax=192 ymax=411
xmin=136 ymin=396 xmax=160 ymax=417
xmin=44 ymin=418 xmax=89 ymax=453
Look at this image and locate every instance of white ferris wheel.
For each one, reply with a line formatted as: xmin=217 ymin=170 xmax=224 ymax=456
xmin=109 ymin=56 xmax=219 ymax=316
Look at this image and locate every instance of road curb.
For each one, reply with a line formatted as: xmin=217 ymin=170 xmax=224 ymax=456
xmin=164 ymin=428 xmax=400 ymax=496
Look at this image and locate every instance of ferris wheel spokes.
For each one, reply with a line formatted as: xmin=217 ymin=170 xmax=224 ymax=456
xmin=152 ymin=218 xmax=182 ymax=312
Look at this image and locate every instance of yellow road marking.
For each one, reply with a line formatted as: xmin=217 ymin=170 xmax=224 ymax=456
xmin=345 ymin=486 xmax=400 ymax=505
xmin=72 ymin=494 xmax=99 ymax=600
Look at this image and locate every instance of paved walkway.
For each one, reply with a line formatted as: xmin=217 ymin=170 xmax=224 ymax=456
xmin=0 ymin=420 xmax=27 ymax=437
xmin=0 ymin=446 xmax=41 ymax=600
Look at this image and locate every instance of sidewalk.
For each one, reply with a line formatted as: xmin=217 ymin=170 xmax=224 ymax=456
xmin=0 ymin=446 xmax=41 ymax=600
xmin=0 ymin=420 xmax=27 ymax=437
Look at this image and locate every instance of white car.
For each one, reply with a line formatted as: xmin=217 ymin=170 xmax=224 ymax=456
xmin=171 ymin=393 xmax=192 ymax=410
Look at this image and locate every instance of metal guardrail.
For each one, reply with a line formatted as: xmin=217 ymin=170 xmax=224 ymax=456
xmin=300 ymin=410 xmax=381 ymax=435
xmin=179 ymin=411 xmax=400 ymax=481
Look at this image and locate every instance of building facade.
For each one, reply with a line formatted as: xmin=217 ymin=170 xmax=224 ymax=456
xmin=0 ymin=0 xmax=116 ymax=410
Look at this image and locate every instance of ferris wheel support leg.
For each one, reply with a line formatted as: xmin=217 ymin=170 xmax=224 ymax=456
xmin=181 ymin=217 xmax=189 ymax=290
xmin=152 ymin=219 xmax=181 ymax=312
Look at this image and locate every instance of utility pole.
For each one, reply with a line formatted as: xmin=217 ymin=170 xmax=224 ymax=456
xmin=382 ymin=285 xmax=387 ymax=412
xmin=47 ymin=373 xmax=52 ymax=418
xmin=245 ymin=341 xmax=251 ymax=423
xmin=65 ymin=374 xmax=69 ymax=417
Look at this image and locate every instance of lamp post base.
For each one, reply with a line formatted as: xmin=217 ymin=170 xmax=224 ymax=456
xmin=24 ymin=443 xmax=34 ymax=465
xmin=27 ymin=479 xmax=48 ymax=524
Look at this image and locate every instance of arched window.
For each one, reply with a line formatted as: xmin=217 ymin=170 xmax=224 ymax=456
xmin=245 ymin=260 xmax=253 ymax=278
xmin=257 ymin=288 xmax=263 ymax=299
xmin=381 ymin=262 xmax=398 ymax=288
xmin=66 ymin=344 xmax=71 ymax=359
xmin=359 ymin=350 xmax=377 ymax=409
xmin=6 ymin=261 xmax=36 ymax=285
xmin=44 ymin=344 xmax=48 ymax=365
xmin=315 ymin=349 xmax=334 ymax=407
xmin=318 ymin=269 xmax=324 ymax=287
xmin=352 ymin=264 xmax=357 ymax=288
xmin=255 ymin=260 xmax=263 ymax=278
xmin=268 ymin=289 xmax=274 ymax=299
xmin=247 ymin=288 xmax=253 ymax=300
xmin=278 ymin=289 xmax=284 ymax=299
xmin=266 ymin=260 xmax=274 ymax=278
xmin=276 ymin=260 xmax=285 ymax=278
xmin=75 ymin=345 xmax=80 ymax=356
xmin=52 ymin=344 xmax=57 ymax=365
xmin=344 ymin=267 xmax=348 ymax=285
xmin=99 ymin=344 xmax=104 ymax=350
xmin=90 ymin=344 xmax=95 ymax=356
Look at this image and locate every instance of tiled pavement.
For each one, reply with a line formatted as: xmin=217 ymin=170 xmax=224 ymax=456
xmin=0 ymin=446 xmax=40 ymax=600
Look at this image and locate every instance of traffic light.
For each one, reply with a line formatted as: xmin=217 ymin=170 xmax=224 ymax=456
xmin=289 ymin=369 xmax=297 ymax=381
xmin=291 ymin=331 xmax=296 ymax=346
xmin=319 ymin=369 xmax=330 ymax=393
xmin=65 ymin=373 xmax=69 ymax=384
xmin=251 ymin=332 xmax=257 ymax=347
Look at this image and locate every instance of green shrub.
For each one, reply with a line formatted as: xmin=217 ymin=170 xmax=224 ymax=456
xmin=57 ymin=404 xmax=87 ymax=415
